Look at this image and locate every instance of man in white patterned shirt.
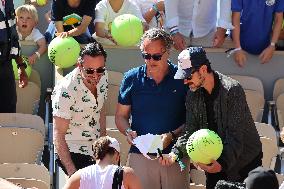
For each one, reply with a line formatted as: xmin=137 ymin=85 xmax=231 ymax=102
xmin=52 ymin=42 xmax=108 ymax=177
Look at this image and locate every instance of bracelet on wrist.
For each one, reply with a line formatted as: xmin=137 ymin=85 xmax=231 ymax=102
xmin=270 ymin=42 xmax=276 ymax=47
xmin=17 ymin=62 xmax=27 ymax=69
xmin=35 ymin=51 xmax=40 ymax=59
xmin=152 ymin=3 xmax=159 ymax=13
xmin=125 ymin=127 xmax=133 ymax=135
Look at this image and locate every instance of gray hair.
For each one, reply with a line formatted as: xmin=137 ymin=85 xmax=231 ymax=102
xmin=140 ymin=28 xmax=173 ymax=51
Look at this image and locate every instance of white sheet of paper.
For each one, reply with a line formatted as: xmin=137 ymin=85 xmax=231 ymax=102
xmin=133 ymin=133 xmax=163 ymax=159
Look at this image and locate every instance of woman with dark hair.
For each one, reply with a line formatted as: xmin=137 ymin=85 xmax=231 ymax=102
xmin=63 ymin=136 xmax=142 ymax=189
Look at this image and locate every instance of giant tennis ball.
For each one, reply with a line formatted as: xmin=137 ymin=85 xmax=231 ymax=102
xmin=36 ymin=0 xmax=47 ymax=6
xmin=48 ymin=37 xmax=80 ymax=68
xmin=111 ymin=14 xmax=143 ymax=47
xmin=12 ymin=56 xmax=32 ymax=80
xmin=186 ymin=129 xmax=223 ymax=164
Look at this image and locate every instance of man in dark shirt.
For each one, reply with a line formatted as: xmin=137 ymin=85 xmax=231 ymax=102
xmin=0 ymin=0 xmax=28 ymax=113
xmin=160 ymin=47 xmax=262 ymax=189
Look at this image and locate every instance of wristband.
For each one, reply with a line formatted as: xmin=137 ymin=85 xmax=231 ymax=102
xmin=270 ymin=42 xmax=276 ymax=47
xmin=125 ymin=127 xmax=133 ymax=135
xmin=35 ymin=51 xmax=40 ymax=59
xmin=226 ymin=47 xmax=242 ymax=57
xmin=152 ymin=3 xmax=159 ymax=13
xmin=17 ymin=62 xmax=27 ymax=69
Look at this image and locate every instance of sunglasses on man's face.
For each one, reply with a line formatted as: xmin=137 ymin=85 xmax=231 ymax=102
xmin=82 ymin=66 xmax=106 ymax=74
xmin=141 ymin=51 xmax=166 ymax=61
xmin=185 ymin=69 xmax=199 ymax=81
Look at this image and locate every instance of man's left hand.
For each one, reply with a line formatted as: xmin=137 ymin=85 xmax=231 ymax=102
xmin=18 ymin=68 xmax=28 ymax=88
xmin=213 ymin=27 xmax=226 ymax=48
xmin=197 ymin=159 xmax=222 ymax=173
xmin=259 ymin=45 xmax=275 ymax=64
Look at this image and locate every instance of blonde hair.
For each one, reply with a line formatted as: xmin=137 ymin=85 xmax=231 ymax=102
xmin=15 ymin=4 xmax=39 ymax=23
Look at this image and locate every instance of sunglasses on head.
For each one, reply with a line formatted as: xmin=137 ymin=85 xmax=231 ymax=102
xmin=82 ymin=66 xmax=106 ymax=74
xmin=141 ymin=51 xmax=166 ymax=61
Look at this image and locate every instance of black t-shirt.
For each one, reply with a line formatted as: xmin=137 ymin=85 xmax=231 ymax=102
xmin=51 ymin=0 xmax=96 ymax=31
xmin=203 ymin=72 xmax=220 ymax=133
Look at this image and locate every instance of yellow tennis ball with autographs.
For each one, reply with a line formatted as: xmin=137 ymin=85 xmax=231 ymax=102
xmin=186 ymin=129 xmax=223 ymax=164
xmin=111 ymin=14 xmax=143 ymax=47
xmin=36 ymin=0 xmax=47 ymax=6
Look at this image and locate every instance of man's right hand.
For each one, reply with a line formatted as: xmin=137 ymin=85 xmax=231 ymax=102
xmin=126 ymin=130 xmax=137 ymax=145
xmin=234 ymin=50 xmax=247 ymax=67
xmin=172 ymin=32 xmax=186 ymax=51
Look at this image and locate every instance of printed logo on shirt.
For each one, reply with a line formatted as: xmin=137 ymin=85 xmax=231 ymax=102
xmin=63 ymin=13 xmax=82 ymax=25
xmin=265 ymin=0 xmax=275 ymax=6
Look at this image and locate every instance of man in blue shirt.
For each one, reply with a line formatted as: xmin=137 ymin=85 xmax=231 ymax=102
xmin=231 ymin=0 xmax=284 ymax=67
xmin=115 ymin=28 xmax=188 ymax=189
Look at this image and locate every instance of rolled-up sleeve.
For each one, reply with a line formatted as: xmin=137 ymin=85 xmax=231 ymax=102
xmin=51 ymin=87 xmax=75 ymax=120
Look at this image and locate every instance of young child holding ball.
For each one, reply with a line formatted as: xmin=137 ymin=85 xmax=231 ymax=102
xmin=93 ymin=0 xmax=146 ymax=46
xmin=16 ymin=4 xmax=47 ymax=65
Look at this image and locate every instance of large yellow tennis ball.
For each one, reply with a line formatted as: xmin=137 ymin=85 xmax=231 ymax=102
xmin=186 ymin=129 xmax=223 ymax=164
xmin=36 ymin=0 xmax=47 ymax=6
xmin=12 ymin=56 xmax=32 ymax=80
xmin=48 ymin=37 xmax=81 ymax=68
xmin=111 ymin=14 xmax=143 ymax=47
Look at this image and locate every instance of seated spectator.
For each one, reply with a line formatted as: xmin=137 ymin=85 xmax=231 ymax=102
xmin=231 ymin=0 xmax=284 ymax=67
xmin=16 ymin=4 xmax=47 ymax=65
xmin=133 ymin=0 xmax=165 ymax=29
xmin=47 ymin=0 xmax=96 ymax=44
xmin=215 ymin=166 xmax=279 ymax=189
xmin=63 ymin=136 xmax=142 ymax=189
xmin=93 ymin=0 xmax=146 ymax=46
xmin=164 ymin=0 xmax=233 ymax=51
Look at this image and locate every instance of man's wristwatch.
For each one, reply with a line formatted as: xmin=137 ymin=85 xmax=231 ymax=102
xmin=125 ymin=127 xmax=133 ymax=135
xmin=17 ymin=62 xmax=27 ymax=69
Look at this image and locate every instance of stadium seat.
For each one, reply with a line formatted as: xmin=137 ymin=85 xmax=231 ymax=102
xmin=29 ymin=69 xmax=41 ymax=89
xmin=273 ymin=78 xmax=284 ymax=101
xmin=0 ymin=163 xmax=50 ymax=189
xmin=0 ymin=113 xmax=45 ymax=164
xmin=260 ymin=136 xmax=278 ymax=170
xmin=229 ymin=75 xmax=265 ymax=122
xmin=255 ymin=122 xmax=277 ymax=147
xmin=105 ymin=71 xmax=123 ymax=116
xmin=15 ymin=81 xmax=41 ymax=114
xmin=107 ymin=128 xmax=130 ymax=166
xmin=0 ymin=127 xmax=44 ymax=164
xmin=189 ymin=183 xmax=206 ymax=189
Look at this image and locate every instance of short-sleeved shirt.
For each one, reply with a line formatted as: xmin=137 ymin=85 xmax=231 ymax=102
xmin=17 ymin=28 xmax=44 ymax=42
xmin=52 ymin=67 xmax=108 ymax=155
xmin=51 ymin=0 xmax=96 ymax=32
xmin=94 ymin=0 xmax=145 ymax=33
xmin=118 ymin=62 xmax=187 ymax=154
xmin=232 ymin=0 xmax=284 ymax=54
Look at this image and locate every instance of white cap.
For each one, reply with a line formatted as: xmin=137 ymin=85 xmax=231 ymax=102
xmin=107 ymin=136 xmax=120 ymax=153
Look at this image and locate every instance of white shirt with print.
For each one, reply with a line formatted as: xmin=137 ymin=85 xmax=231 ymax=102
xmin=52 ymin=67 xmax=108 ymax=155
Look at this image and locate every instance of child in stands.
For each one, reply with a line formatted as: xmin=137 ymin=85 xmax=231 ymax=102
xmin=16 ymin=4 xmax=47 ymax=65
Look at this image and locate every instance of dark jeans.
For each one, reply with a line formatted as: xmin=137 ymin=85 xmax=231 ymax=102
xmin=206 ymin=152 xmax=263 ymax=189
xmin=0 ymin=46 xmax=16 ymax=113
xmin=55 ymin=152 xmax=95 ymax=175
